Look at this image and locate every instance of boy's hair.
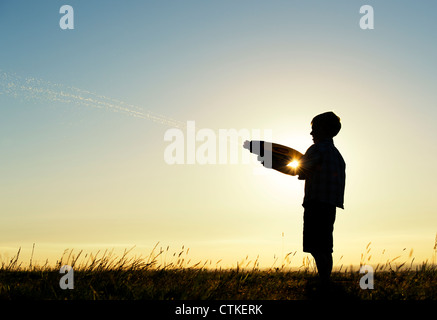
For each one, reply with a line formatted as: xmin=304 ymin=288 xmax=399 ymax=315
xmin=311 ymin=111 xmax=341 ymax=138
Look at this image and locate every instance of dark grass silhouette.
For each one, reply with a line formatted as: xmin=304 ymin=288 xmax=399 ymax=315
xmin=0 ymin=242 xmax=436 ymax=300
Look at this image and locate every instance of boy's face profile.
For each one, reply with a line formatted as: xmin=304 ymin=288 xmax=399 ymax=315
xmin=310 ymin=123 xmax=329 ymax=144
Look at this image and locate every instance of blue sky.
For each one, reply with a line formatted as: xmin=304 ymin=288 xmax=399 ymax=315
xmin=1 ymin=1 xmax=436 ymax=268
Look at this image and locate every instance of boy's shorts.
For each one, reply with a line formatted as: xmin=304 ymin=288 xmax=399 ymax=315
xmin=303 ymin=201 xmax=336 ymax=254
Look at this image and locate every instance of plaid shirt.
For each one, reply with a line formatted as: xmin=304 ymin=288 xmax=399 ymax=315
xmin=297 ymin=139 xmax=345 ymax=209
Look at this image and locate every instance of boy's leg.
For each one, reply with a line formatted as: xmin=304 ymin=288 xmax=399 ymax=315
xmin=312 ymin=251 xmax=333 ymax=283
xmin=303 ymin=201 xmax=336 ymax=286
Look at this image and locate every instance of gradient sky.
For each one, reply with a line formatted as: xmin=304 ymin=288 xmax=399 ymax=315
xmin=1 ymin=1 xmax=436 ymax=269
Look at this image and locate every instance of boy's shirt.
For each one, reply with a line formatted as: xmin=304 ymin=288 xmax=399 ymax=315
xmin=297 ymin=138 xmax=346 ymax=209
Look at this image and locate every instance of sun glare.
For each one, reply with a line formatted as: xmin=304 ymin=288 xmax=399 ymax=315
xmin=287 ymin=160 xmax=299 ymax=168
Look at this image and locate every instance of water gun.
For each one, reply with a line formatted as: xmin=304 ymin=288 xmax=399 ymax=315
xmin=243 ymin=140 xmax=303 ymax=174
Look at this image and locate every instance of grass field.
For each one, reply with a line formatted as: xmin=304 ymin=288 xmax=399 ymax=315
xmin=0 ymin=242 xmax=436 ymax=300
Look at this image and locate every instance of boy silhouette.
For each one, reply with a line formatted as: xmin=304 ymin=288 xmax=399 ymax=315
xmin=244 ymin=112 xmax=345 ymax=284
xmin=295 ymin=112 xmax=345 ymax=284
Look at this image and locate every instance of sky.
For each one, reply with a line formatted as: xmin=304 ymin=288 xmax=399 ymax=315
xmin=0 ymin=0 xmax=436 ymax=269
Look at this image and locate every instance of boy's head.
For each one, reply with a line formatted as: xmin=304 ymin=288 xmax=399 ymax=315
xmin=310 ymin=112 xmax=341 ymax=142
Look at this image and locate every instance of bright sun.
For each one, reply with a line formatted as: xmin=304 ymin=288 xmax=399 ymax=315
xmin=287 ymin=160 xmax=299 ymax=168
